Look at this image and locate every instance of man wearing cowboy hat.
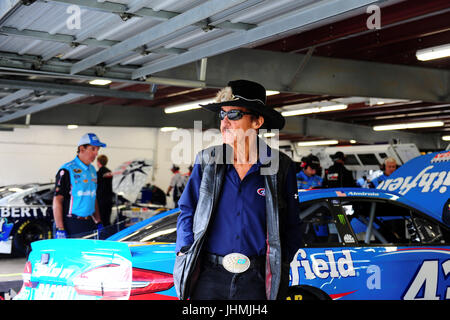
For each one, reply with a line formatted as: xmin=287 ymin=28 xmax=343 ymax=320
xmin=173 ymin=80 xmax=301 ymax=300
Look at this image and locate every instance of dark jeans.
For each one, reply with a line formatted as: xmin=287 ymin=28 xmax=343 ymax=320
xmin=191 ymin=259 xmax=266 ymax=300
xmin=64 ymin=216 xmax=97 ymax=238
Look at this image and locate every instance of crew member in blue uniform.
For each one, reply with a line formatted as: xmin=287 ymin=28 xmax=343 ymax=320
xmin=296 ymin=154 xmax=323 ymax=190
xmin=52 ymin=133 xmax=106 ymax=239
xmin=174 ymin=80 xmax=302 ymax=300
xmin=369 ymin=157 xmax=399 ymax=188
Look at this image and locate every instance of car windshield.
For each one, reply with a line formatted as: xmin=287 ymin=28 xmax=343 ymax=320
xmin=116 ymin=211 xmax=179 ymax=243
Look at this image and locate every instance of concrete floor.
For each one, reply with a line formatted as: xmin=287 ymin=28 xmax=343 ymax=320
xmin=0 ymin=255 xmax=26 ymax=299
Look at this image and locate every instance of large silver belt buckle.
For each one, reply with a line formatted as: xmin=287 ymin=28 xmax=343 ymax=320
xmin=222 ymin=253 xmax=250 ymax=273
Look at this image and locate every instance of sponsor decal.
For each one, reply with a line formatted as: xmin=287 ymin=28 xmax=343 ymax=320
xmin=377 ymin=165 xmax=450 ymax=195
xmin=336 ymin=191 xmax=346 ymax=197
xmin=73 ymin=169 xmax=82 ymax=173
xmin=337 ymin=214 xmax=346 ymax=224
xmin=327 ymin=173 xmax=339 ymax=181
xmin=76 ymin=190 xmax=96 ymax=197
xmin=0 ymin=206 xmax=49 ymax=218
xmin=343 ymin=234 xmax=356 ymax=243
xmin=291 ymin=249 xmax=356 ymax=281
xmin=431 ymin=151 xmax=450 ymax=163
xmin=257 ymin=188 xmax=265 ymax=196
xmin=0 ymin=218 xmax=14 ymax=241
xmin=347 ymin=191 xmax=380 ymax=197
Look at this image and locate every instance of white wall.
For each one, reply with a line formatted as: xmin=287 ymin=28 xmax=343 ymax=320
xmin=0 ymin=125 xmax=222 ymax=207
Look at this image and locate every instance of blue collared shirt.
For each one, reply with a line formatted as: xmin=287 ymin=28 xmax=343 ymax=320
xmin=58 ymin=156 xmax=97 ymax=217
xmin=296 ymin=170 xmax=323 ymax=190
xmin=176 ymin=147 xmax=301 ymax=260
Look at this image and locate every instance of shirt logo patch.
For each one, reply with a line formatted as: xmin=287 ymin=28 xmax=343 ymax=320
xmin=73 ymin=168 xmax=82 ymax=173
xmin=257 ymin=188 xmax=265 ymax=196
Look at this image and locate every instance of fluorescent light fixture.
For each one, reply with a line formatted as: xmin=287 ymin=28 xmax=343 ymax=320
xmin=160 ymin=127 xmax=178 ymax=132
xmin=164 ymin=98 xmax=214 ymax=114
xmin=350 ymin=140 xmax=357 ymax=144
xmin=442 ymin=135 xmax=450 ymax=141
xmin=297 ymin=140 xmax=339 ymax=147
xmin=416 ymin=43 xmax=450 ymax=61
xmin=89 ymin=79 xmax=112 ymax=86
xmin=263 ymin=132 xmax=276 ymax=138
xmin=373 ymin=121 xmax=444 ymax=131
xmin=266 ymin=90 xmax=280 ymax=96
xmin=282 ymin=104 xmax=347 ymax=117
xmin=67 ymin=124 xmax=78 ymax=130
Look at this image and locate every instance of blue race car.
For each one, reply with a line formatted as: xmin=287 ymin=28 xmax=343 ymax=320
xmin=14 ymin=151 xmax=450 ymax=300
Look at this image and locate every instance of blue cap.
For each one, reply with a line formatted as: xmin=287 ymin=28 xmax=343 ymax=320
xmin=77 ymin=133 xmax=106 ymax=148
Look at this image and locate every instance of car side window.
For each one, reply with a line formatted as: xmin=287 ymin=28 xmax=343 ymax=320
xmin=341 ymin=199 xmax=449 ymax=245
xmin=411 ymin=215 xmax=449 ymax=244
xmin=299 ymin=201 xmax=342 ymax=246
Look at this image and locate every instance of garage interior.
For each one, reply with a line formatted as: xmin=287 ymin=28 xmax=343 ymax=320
xmin=0 ymin=0 xmax=449 ymax=188
xmin=0 ymin=0 xmax=449 ymax=302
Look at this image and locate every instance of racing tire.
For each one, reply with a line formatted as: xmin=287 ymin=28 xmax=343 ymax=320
xmin=12 ymin=220 xmax=52 ymax=257
xmin=284 ymin=285 xmax=331 ymax=301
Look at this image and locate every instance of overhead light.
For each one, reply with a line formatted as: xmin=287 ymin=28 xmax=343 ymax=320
xmin=373 ymin=121 xmax=444 ymax=131
xmin=350 ymin=140 xmax=357 ymax=144
xmin=297 ymin=140 xmax=339 ymax=147
xmin=282 ymin=104 xmax=347 ymax=117
xmin=67 ymin=124 xmax=78 ymax=130
xmin=266 ymin=90 xmax=280 ymax=96
xmin=262 ymin=132 xmax=276 ymax=138
xmin=442 ymin=135 xmax=450 ymax=141
xmin=416 ymin=43 xmax=450 ymax=61
xmin=89 ymin=79 xmax=112 ymax=86
xmin=164 ymin=98 xmax=214 ymax=114
xmin=160 ymin=127 xmax=177 ymax=132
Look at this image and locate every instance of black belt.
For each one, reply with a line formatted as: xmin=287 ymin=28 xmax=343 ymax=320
xmin=205 ymin=253 xmax=265 ymax=268
xmin=67 ymin=214 xmax=92 ymax=220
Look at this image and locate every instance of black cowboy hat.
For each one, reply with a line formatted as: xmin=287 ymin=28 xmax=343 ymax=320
xmin=200 ymin=79 xmax=285 ymax=130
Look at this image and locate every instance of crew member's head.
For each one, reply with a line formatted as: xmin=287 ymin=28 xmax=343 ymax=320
xmin=331 ymin=151 xmax=346 ymax=164
xmin=97 ymin=154 xmax=108 ymax=168
xmin=302 ymin=155 xmax=321 ymax=177
xmin=171 ymin=164 xmax=180 ymax=173
xmin=200 ymin=79 xmax=285 ymax=146
xmin=383 ymin=157 xmax=398 ymax=176
xmin=77 ymin=133 xmax=106 ymax=165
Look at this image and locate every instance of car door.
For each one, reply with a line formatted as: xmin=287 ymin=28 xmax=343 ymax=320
xmin=290 ymin=197 xmax=450 ymax=300
xmin=337 ymin=197 xmax=450 ymax=300
xmin=289 ymin=198 xmax=363 ymax=300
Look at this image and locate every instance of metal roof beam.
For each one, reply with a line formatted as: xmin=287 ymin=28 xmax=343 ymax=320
xmin=0 ymin=78 xmax=154 ymax=100
xmin=155 ymin=48 xmax=450 ymax=104
xmin=12 ymin=102 xmax=443 ymax=149
xmin=70 ymin=0 xmax=247 ymax=75
xmin=132 ymin=0 xmax=380 ymax=79
xmin=0 ymin=89 xmax=34 ymax=107
xmin=0 ymin=26 xmax=188 ymax=55
xmin=0 ymin=93 xmax=84 ymax=123
xmin=282 ymin=116 xmax=442 ymax=150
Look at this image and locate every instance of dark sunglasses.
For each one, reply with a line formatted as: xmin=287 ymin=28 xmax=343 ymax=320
xmin=219 ymin=109 xmax=255 ymax=121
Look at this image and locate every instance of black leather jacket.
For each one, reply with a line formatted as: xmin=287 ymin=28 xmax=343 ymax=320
xmin=173 ymin=142 xmax=299 ymax=300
